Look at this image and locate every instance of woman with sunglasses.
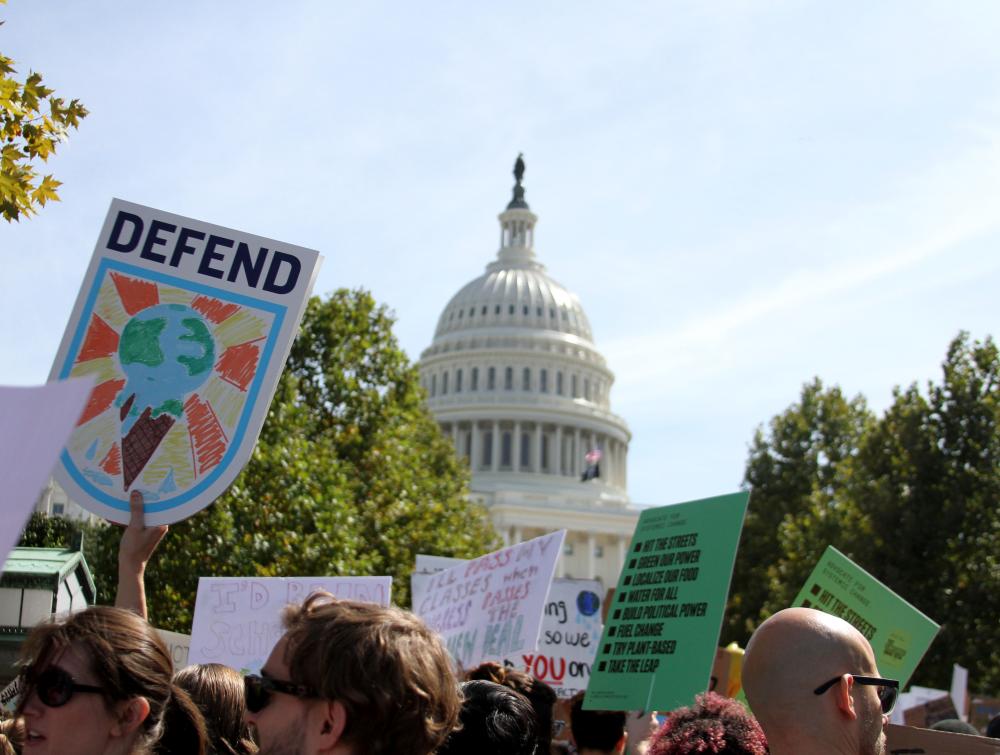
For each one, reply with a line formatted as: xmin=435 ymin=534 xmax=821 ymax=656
xmin=15 ymin=605 xmax=208 ymax=755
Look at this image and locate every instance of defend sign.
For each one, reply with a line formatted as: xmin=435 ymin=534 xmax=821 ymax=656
xmin=49 ymin=199 xmax=322 ymax=524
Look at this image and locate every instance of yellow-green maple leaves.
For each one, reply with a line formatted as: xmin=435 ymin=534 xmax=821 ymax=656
xmin=0 ymin=18 xmax=88 ymax=221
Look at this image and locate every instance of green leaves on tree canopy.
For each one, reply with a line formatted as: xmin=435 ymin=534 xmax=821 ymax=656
xmin=725 ymin=332 xmax=1000 ymax=691
xmin=0 ymin=3 xmax=88 ymax=221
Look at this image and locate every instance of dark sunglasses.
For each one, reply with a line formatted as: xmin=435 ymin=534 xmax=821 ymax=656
xmin=244 ymin=674 xmax=314 ymax=713
xmin=814 ymin=675 xmax=900 ymax=714
xmin=22 ymin=665 xmax=105 ymax=708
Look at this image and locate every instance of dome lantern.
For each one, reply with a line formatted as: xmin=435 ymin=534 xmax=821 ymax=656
xmin=495 ymin=154 xmax=539 ymax=270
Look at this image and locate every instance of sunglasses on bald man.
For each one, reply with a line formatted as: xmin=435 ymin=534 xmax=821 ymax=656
xmin=814 ymin=675 xmax=899 ymax=714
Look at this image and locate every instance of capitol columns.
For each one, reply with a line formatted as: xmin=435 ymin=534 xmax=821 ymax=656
xmin=617 ymin=535 xmax=628 ymax=573
xmin=491 ymin=420 xmax=500 ymax=472
xmin=587 ymin=533 xmax=597 ymax=580
xmin=602 ymin=434 xmax=612 ymax=483
xmin=513 ymin=420 xmax=522 ymax=472
xmin=574 ymin=428 xmax=582 ymax=477
xmin=534 ymin=422 xmax=543 ymax=472
xmin=554 ymin=425 xmax=563 ymax=476
xmin=470 ymin=420 xmax=481 ymax=472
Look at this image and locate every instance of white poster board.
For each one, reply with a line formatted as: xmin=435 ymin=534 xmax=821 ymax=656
xmin=156 ymin=628 xmax=191 ymax=670
xmin=513 ymin=578 xmax=603 ymax=699
xmin=49 ymin=199 xmax=322 ymax=524
xmin=0 ymin=379 xmax=94 ymax=563
xmin=411 ymin=553 xmax=465 ymax=608
xmin=412 ymin=559 xmax=603 ymax=697
xmin=414 ymin=531 xmax=565 ymax=670
xmin=189 ymin=576 xmax=390 ymax=674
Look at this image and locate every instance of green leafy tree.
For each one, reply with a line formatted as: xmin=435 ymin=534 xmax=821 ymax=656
xmin=78 ymin=289 xmax=499 ymax=631
xmin=726 ymin=333 xmax=1000 ymax=691
xmin=723 ymin=379 xmax=873 ymax=641
xmin=852 ymin=333 xmax=1000 ymax=688
xmin=19 ymin=511 xmax=84 ymax=548
xmin=0 ymin=1 xmax=88 ymax=221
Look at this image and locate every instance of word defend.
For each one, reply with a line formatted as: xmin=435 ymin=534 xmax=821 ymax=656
xmin=415 ymin=531 xmax=566 ymax=670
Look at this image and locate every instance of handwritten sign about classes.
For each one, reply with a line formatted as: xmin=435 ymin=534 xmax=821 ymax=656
xmin=189 ymin=576 xmax=391 ymax=674
xmin=792 ymin=546 xmax=939 ymax=687
xmin=585 ymin=492 xmax=750 ymax=712
xmin=415 ymin=530 xmax=565 ymax=670
xmin=513 ymin=578 xmax=603 ymax=699
xmin=49 ymin=199 xmax=322 ymax=525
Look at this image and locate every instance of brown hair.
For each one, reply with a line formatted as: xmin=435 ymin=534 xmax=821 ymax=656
xmin=281 ymin=592 xmax=461 ymax=755
xmin=170 ymin=664 xmax=257 ymax=755
xmin=0 ymin=716 xmax=23 ymax=755
xmin=17 ymin=606 xmax=207 ymax=755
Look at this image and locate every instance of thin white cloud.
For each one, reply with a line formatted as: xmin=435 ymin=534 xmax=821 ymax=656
xmin=603 ymin=131 xmax=1000 ymax=402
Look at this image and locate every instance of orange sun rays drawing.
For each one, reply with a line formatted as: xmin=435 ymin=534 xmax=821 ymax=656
xmin=65 ymin=270 xmax=273 ymax=502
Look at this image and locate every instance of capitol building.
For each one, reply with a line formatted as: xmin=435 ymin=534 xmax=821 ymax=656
xmin=419 ymin=159 xmax=639 ymax=588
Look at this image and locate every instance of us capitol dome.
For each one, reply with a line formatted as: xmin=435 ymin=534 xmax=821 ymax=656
xmin=419 ymin=157 xmax=638 ymax=587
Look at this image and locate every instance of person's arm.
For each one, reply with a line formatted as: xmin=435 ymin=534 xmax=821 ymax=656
xmin=115 ymin=490 xmax=168 ymax=620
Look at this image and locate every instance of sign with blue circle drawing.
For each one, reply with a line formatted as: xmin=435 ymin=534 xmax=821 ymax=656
xmin=49 ymin=199 xmax=322 ymax=525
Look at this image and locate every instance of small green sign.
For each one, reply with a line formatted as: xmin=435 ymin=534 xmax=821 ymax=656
xmin=792 ymin=546 xmax=939 ymax=687
xmin=584 ymin=491 xmax=750 ymax=712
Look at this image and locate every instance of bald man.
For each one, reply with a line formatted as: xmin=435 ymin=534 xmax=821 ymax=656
xmin=742 ymin=608 xmax=899 ymax=755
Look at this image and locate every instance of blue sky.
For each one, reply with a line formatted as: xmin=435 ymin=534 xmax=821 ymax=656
xmin=2 ymin=1 xmax=998 ymax=506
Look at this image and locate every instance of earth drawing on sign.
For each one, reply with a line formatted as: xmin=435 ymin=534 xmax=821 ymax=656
xmin=64 ymin=268 xmax=275 ymax=503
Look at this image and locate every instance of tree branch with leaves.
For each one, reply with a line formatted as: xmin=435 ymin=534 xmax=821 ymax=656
xmin=0 ymin=1 xmax=88 ymax=221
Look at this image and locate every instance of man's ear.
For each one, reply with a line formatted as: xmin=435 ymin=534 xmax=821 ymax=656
xmin=316 ymin=699 xmax=348 ymax=750
xmin=614 ymin=731 xmax=628 ymax=754
xmin=110 ymin=696 xmax=151 ymax=738
xmin=834 ymin=674 xmax=858 ymax=720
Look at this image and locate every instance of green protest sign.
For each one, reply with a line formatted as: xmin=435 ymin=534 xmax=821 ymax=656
xmin=792 ymin=546 xmax=939 ymax=687
xmin=584 ymin=491 xmax=750 ymax=712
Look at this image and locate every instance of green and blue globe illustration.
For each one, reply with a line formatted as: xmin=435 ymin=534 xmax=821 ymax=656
xmin=116 ymin=303 xmax=216 ymax=431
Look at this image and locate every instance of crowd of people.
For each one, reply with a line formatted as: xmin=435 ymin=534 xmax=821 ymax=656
xmin=1 ymin=493 xmax=995 ymax=754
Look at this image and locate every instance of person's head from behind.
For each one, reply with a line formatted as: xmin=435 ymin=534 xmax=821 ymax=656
xmin=16 ymin=605 xmax=206 ymax=755
xmin=568 ymin=691 xmax=626 ymax=754
xmin=171 ymin=664 xmax=256 ymax=755
xmin=438 ymin=680 xmax=538 ymax=755
xmin=466 ymin=662 xmax=557 ymax=752
xmin=743 ymin=607 xmax=896 ymax=755
xmin=648 ymin=692 xmax=766 ymax=755
xmin=929 ymin=718 xmax=979 ymax=735
xmin=243 ymin=592 xmax=460 ymax=755
xmin=987 ymin=713 xmax=1000 ymax=739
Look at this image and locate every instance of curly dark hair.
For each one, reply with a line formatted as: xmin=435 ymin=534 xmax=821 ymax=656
xmin=648 ymin=692 xmax=768 ymax=755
